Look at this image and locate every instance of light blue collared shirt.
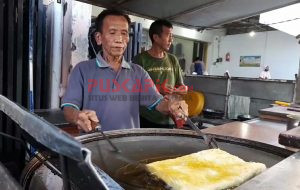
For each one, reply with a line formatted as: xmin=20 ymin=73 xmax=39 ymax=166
xmin=61 ymin=54 xmax=162 ymax=131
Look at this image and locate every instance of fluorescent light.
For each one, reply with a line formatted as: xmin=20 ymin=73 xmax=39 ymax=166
xmin=259 ymin=3 xmax=300 ymax=37
xmin=249 ymin=31 xmax=256 ymax=37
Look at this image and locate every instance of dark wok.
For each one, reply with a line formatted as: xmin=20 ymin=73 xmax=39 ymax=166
xmin=21 ymin=129 xmax=293 ymax=190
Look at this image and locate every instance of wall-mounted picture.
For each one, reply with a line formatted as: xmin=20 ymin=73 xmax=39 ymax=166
xmin=239 ymin=56 xmax=261 ymax=67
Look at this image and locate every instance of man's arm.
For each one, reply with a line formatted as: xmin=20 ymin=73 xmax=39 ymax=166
xmin=173 ymin=56 xmax=184 ymax=85
xmin=172 ymin=55 xmax=188 ymax=94
xmin=61 ymin=63 xmax=99 ymax=133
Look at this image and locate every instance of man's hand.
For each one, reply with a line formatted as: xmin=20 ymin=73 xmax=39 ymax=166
xmin=63 ymin=107 xmax=99 ymax=133
xmin=75 ymin=110 xmax=99 ymax=132
xmin=169 ymin=100 xmax=188 ymax=119
xmin=156 ymin=95 xmax=188 ymax=119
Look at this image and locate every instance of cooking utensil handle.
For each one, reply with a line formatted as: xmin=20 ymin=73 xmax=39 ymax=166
xmin=95 ymin=126 xmax=120 ymax=152
xmin=179 ymin=106 xmax=218 ymax=149
xmin=185 ymin=117 xmax=218 ymax=149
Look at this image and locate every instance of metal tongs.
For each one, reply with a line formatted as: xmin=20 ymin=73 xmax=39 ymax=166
xmin=178 ymin=106 xmax=219 ymax=149
xmin=94 ymin=124 xmax=148 ymax=171
xmin=95 ymin=124 xmax=120 ymax=152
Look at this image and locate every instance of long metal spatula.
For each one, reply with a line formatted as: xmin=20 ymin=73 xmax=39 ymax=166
xmin=94 ymin=125 xmax=148 ymax=171
xmin=95 ymin=125 xmax=120 ymax=152
xmin=179 ymin=107 xmax=219 ymax=149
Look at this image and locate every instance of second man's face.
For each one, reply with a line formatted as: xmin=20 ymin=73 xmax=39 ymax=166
xmin=155 ymin=26 xmax=174 ymax=51
xmin=96 ymin=15 xmax=129 ymax=58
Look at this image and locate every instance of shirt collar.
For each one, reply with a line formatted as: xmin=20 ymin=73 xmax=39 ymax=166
xmin=95 ymin=53 xmax=131 ymax=69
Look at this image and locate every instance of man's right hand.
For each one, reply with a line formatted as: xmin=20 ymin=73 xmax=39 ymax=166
xmin=63 ymin=107 xmax=99 ymax=133
xmin=75 ymin=110 xmax=99 ymax=132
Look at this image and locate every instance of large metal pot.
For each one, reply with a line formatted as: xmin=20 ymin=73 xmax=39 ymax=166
xmin=21 ymin=129 xmax=293 ymax=190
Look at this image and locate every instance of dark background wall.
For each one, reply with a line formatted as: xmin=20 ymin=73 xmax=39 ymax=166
xmin=0 ymin=0 xmax=49 ymax=179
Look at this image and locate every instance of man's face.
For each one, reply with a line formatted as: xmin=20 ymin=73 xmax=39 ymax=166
xmin=154 ymin=26 xmax=173 ymax=51
xmin=95 ymin=15 xmax=129 ymax=57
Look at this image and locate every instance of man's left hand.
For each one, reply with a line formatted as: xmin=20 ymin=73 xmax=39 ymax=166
xmin=156 ymin=95 xmax=188 ymax=118
xmin=169 ymin=100 xmax=188 ymax=119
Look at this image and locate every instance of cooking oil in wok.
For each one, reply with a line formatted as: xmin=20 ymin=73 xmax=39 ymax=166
xmin=114 ymin=156 xmax=178 ymax=190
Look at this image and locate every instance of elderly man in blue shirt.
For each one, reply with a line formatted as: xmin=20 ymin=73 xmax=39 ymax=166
xmin=61 ymin=9 xmax=188 ymax=132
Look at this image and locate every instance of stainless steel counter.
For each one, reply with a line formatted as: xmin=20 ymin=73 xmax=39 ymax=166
xmin=237 ymin=151 xmax=300 ymax=190
xmin=245 ymin=118 xmax=287 ymax=130
xmin=202 ymin=119 xmax=298 ymax=152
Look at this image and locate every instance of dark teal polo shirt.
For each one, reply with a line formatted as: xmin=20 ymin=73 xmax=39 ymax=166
xmin=61 ymin=54 xmax=162 ymax=131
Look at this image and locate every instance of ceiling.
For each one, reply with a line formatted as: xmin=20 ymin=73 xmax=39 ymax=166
xmin=222 ymin=15 xmax=275 ymax=35
xmin=80 ymin=0 xmax=300 ymax=30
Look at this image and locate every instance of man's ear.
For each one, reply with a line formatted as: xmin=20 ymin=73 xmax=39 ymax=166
xmin=94 ymin=32 xmax=102 ymax=46
xmin=153 ymin=34 xmax=160 ymax=43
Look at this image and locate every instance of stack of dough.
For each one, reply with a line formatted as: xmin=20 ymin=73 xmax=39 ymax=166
xmin=146 ymin=149 xmax=266 ymax=190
